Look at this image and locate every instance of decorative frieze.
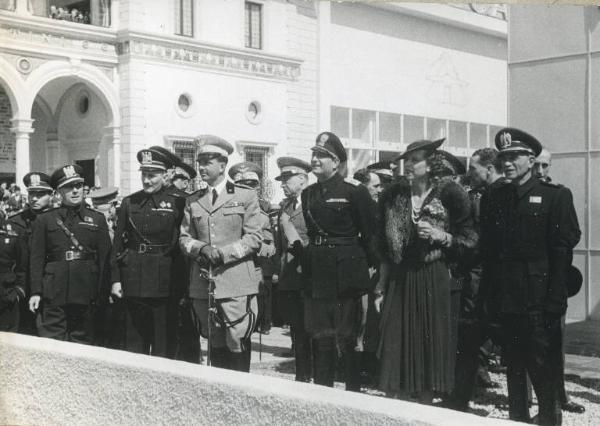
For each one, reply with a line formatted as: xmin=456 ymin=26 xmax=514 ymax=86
xmin=116 ymin=37 xmax=302 ymax=82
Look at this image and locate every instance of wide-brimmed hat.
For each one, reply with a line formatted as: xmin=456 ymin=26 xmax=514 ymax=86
xmin=394 ymin=138 xmax=445 ymax=162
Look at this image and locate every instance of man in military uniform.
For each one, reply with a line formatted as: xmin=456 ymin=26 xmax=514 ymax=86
xmin=534 ymin=148 xmax=552 ymax=183
xmin=28 ymin=165 xmax=111 ymax=344
xmin=9 ymin=172 xmax=54 ymax=335
xmin=275 ymin=156 xmax=313 ymax=382
xmin=180 ymin=135 xmax=262 ymax=372
xmin=301 ymin=131 xmax=377 ymax=391
xmin=480 ymin=128 xmax=581 ymax=425
xmin=228 ymin=161 xmax=276 ymax=335
xmin=90 ymin=187 xmax=119 ymax=241
xmin=110 ymin=149 xmax=185 ymax=357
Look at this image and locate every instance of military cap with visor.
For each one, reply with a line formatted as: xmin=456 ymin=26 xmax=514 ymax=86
xmin=23 ymin=172 xmax=52 ymax=192
xmin=275 ymin=157 xmax=311 ymax=181
xmin=311 ymin=131 xmax=347 ymax=162
xmin=90 ymin=186 xmax=119 ymax=207
xmin=50 ymin=164 xmax=85 ymax=189
xmin=137 ymin=148 xmax=173 ymax=171
xmin=366 ymin=160 xmax=394 ymax=181
xmin=228 ymin=161 xmax=263 ymax=183
xmin=393 ymin=138 xmax=445 ymax=162
xmin=195 ymin=135 xmax=234 ymax=159
xmin=173 ymin=162 xmax=197 ymax=180
xmin=495 ymin=127 xmax=542 ymax=157
xmin=148 ymin=145 xmax=183 ymax=170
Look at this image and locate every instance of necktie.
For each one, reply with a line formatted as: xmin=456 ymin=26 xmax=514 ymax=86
xmin=212 ymin=188 xmax=218 ymax=205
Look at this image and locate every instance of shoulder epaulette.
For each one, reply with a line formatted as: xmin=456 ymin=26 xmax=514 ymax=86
xmin=344 ymin=177 xmax=361 ymax=186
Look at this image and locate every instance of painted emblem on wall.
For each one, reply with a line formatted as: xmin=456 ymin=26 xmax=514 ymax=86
xmin=426 ymin=52 xmax=469 ymax=107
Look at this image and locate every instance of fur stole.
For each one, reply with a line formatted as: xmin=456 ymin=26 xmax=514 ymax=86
xmin=378 ymin=177 xmax=472 ymax=264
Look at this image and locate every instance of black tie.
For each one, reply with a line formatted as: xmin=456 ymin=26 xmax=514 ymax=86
xmin=212 ymin=188 xmax=218 ymax=205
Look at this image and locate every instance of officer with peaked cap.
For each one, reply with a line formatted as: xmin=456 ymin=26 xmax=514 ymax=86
xmin=275 ymin=156 xmax=314 ymax=381
xmin=110 ymin=149 xmax=185 ymax=357
xmin=366 ymin=161 xmax=394 ymax=189
xmin=480 ymin=128 xmax=581 ymax=424
xmin=180 ymin=135 xmax=262 ymax=372
xmin=28 ymin=165 xmax=111 ymax=343
xmin=172 ymin=162 xmax=197 ymax=192
xmin=9 ymin=172 xmax=54 ymax=334
xmin=229 ymin=161 xmax=276 ymax=335
xmin=301 ymin=131 xmax=378 ymax=390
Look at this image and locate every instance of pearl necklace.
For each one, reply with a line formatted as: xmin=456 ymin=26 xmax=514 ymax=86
xmin=411 ymin=187 xmax=432 ymax=223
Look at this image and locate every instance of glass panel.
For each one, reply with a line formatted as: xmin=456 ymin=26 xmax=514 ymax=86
xmin=352 ymin=109 xmax=375 ymax=143
xmin=351 ymin=149 xmax=376 ymax=172
xmin=244 ymin=146 xmax=269 ymax=178
xmin=331 ymin=106 xmax=350 ymax=138
xmin=404 ymin=115 xmax=424 ymax=144
xmin=379 ymin=112 xmax=401 ymax=143
xmin=0 ymin=0 xmax=15 ymax=11
xmin=427 ymin=118 xmax=446 ymax=140
xmin=379 ymin=151 xmax=398 ymax=163
xmin=448 ymin=120 xmax=467 ymax=148
xmin=470 ymin=123 xmax=488 ymax=149
xmin=489 ymin=125 xmax=503 ymax=145
xmin=245 ymin=2 xmax=262 ymax=49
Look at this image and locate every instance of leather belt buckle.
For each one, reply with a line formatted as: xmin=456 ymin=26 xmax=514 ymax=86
xmin=138 ymin=243 xmax=147 ymax=254
xmin=313 ymin=235 xmax=324 ymax=246
xmin=65 ymin=250 xmax=75 ymax=261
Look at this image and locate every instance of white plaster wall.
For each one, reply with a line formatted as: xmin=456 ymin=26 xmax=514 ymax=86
xmin=328 ymin=2 xmax=507 ymax=126
xmin=0 ymin=333 xmax=514 ymax=426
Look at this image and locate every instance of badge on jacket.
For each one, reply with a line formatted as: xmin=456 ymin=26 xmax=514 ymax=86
xmin=529 ymin=196 xmax=542 ymax=204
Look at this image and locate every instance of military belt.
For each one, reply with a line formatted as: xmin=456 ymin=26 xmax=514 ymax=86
xmin=47 ymin=251 xmax=96 ymax=262
xmin=310 ymin=236 xmax=358 ymax=246
xmin=127 ymin=243 xmax=170 ymax=254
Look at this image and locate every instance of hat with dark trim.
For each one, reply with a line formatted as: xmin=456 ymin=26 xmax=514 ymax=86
xmin=195 ymin=135 xmax=234 ymax=159
xmin=366 ymin=161 xmax=394 ymax=181
xmin=394 ymin=138 xmax=445 ymax=162
xmin=173 ymin=162 xmax=197 ymax=180
xmin=275 ymin=157 xmax=311 ymax=181
xmin=23 ymin=172 xmax=52 ymax=192
xmin=137 ymin=148 xmax=173 ymax=171
xmin=438 ymin=150 xmax=466 ymax=176
xmin=90 ymin=186 xmax=118 ymax=206
xmin=228 ymin=161 xmax=262 ymax=182
xmin=50 ymin=164 xmax=85 ymax=189
xmin=495 ymin=128 xmax=542 ymax=157
xmin=311 ymin=131 xmax=347 ymax=162
xmin=148 ymin=146 xmax=182 ymax=170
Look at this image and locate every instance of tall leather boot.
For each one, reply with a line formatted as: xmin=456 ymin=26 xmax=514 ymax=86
xmin=344 ymin=350 xmax=362 ymax=392
xmin=313 ymin=338 xmax=336 ymax=387
xmin=208 ymin=346 xmax=228 ymax=369
xmin=294 ymin=330 xmax=312 ymax=382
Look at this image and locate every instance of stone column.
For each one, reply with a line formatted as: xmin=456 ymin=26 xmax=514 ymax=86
xmin=14 ymin=0 xmax=31 ymax=15
xmin=10 ymin=118 xmax=34 ymax=187
xmin=104 ymin=126 xmax=121 ymax=188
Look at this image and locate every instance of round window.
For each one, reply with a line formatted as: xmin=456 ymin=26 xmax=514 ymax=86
xmin=246 ymin=101 xmax=262 ymax=124
xmin=77 ymin=92 xmax=90 ymax=116
xmin=178 ymin=94 xmax=191 ymax=112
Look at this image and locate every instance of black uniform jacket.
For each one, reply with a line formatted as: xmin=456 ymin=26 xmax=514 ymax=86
xmin=301 ymin=173 xmax=377 ymax=298
xmin=112 ymin=186 xmax=185 ymax=298
xmin=0 ymin=220 xmax=27 ymax=306
xmin=10 ymin=207 xmax=43 ymax=294
xmin=30 ymin=204 xmax=112 ymax=305
xmin=480 ymin=176 xmax=581 ymax=315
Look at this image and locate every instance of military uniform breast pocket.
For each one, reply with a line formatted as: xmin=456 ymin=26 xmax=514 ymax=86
xmin=520 ymin=208 xmax=548 ymax=246
xmin=223 ymin=206 xmax=245 ymax=224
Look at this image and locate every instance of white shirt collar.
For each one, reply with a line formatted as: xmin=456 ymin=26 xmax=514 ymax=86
xmin=210 ymin=178 xmax=228 ymax=195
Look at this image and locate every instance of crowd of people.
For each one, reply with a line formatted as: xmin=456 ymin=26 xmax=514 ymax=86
xmin=0 ymin=128 xmax=583 ymax=425
xmin=48 ymin=5 xmax=91 ymax=24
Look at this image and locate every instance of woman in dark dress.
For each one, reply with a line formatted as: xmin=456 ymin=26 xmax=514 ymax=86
xmin=374 ymin=139 xmax=477 ymax=402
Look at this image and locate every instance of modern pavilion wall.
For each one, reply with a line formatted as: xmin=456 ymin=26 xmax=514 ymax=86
xmin=508 ymin=5 xmax=600 ymax=320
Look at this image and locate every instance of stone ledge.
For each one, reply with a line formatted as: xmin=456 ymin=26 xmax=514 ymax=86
xmin=0 ymin=332 xmax=514 ymax=425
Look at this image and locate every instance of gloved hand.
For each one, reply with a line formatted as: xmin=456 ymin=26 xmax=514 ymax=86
xmin=201 ymin=245 xmax=224 ymax=267
xmin=29 ymin=295 xmax=41 ymax=312
xmin=288 ymin=240 xmax=303 ymax=258
xmin=109 ymin=282 xmax=123 ymax=304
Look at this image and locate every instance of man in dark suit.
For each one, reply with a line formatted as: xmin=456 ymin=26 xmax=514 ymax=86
xmin=29 ymin=164 xmax=111 ymax=344
xmin=480 ymin=128 xmax=581 ymax=425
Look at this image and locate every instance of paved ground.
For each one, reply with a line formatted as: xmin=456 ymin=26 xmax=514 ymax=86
xmin=239 ymin=321 xmax=600 ymax=425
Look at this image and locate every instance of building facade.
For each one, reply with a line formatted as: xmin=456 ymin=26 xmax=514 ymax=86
xmin=0 ymin=1 xmax=507 ymax=200
xmin=508 ymin=5 xmax=600 ymax=321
